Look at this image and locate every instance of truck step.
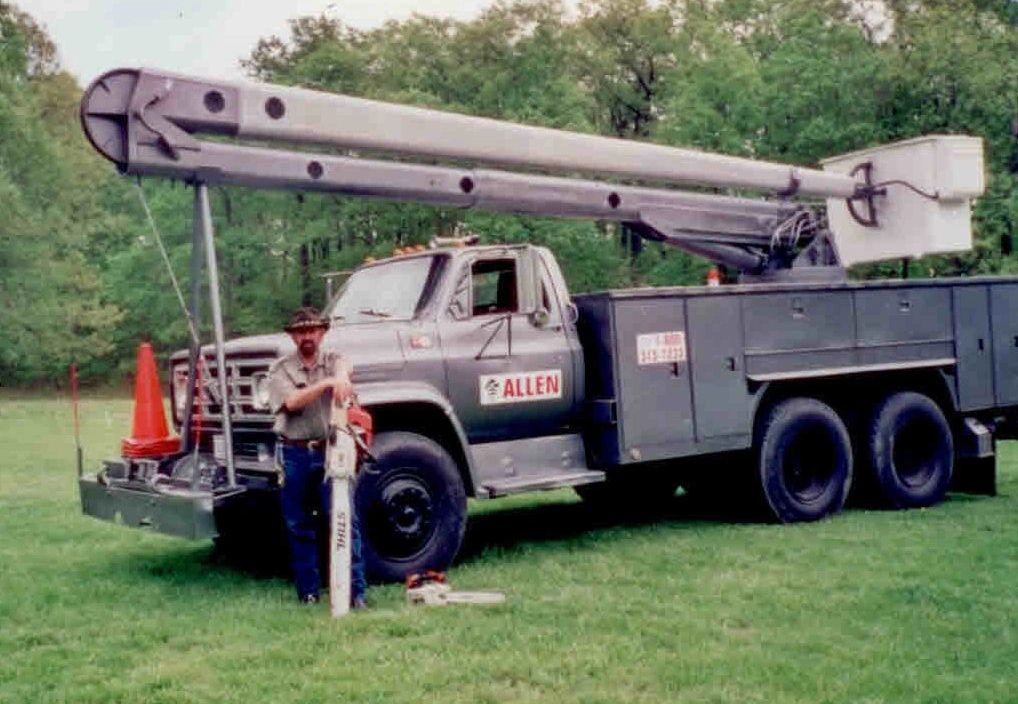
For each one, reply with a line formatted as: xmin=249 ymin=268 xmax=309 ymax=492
xmin=480 ymin=470 xmax=605 ymax=498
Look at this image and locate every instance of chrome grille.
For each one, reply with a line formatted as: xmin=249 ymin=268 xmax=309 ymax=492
xmin=188 ymin=357 xmax=274 ymax=427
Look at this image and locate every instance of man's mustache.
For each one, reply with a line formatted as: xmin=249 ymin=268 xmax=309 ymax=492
xmin=299 ymin=340 xmax=317 ymax=354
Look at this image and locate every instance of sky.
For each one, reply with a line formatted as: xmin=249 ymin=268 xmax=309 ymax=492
xmin=15 ymin=1 xmax=504 ymax=84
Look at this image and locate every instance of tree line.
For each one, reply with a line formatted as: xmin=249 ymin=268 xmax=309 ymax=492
xmin=0 ymin=0 xmax=1016 ymax=386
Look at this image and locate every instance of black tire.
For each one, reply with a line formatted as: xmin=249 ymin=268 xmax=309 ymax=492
xmin=756 ymin=397 xmax=853 ymax=523
xmin=355 ymin=431 xmax=467 ymax=583
xmin=864 ymin=391 xmax=953 ymax=509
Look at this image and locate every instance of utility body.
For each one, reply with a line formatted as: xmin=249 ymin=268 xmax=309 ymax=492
xmin=77 ymin=68 xmax=1006 ymax=582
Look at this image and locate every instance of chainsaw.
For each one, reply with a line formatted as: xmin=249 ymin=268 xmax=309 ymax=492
xmin=405 ymin=571 xmax=506 ymax=606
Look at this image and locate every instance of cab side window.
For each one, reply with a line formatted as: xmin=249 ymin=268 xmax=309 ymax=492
xmin=471 ymin=259 xmax=517 ymax=316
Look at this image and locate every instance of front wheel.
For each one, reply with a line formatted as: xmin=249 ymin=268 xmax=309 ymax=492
xmin=756 ymin=397 xmax=853 ymax=523
xmin=355 ymin=431 xmax=467 ymax=583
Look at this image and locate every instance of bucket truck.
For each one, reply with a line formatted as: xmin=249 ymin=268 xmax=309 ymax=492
xmin=78 ymin=68 xmax=1005 ymax=581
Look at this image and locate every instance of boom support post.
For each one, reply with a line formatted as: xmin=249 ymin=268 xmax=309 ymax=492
xmin=180 ymin=192 xmax=204 ymax=454
xmin=195 ymin=183 xmax=236 ymax=488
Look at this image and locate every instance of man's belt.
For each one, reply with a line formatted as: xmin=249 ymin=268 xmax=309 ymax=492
xmin=279 ymin=436 xmax=326 ymax=450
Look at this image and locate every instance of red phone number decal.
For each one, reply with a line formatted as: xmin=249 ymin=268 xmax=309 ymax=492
xmin=636 ymin=331 xmax=687 ymax=366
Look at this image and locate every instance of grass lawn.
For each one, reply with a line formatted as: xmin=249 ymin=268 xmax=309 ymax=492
xmin=2 ymin=396 xmax=1017 ymax=703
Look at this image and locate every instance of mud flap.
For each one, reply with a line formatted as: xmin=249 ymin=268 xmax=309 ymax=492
xmin=952 ymin=418 xmax=997 ymax=497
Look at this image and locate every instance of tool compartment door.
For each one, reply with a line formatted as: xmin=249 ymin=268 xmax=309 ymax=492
xmin=952 ymin=285 xmax=994 ymax=411
xmin=991 ymin=283 xmax=1018 ymax=407
xmin=613 ymin=297 xmax=694 ymax=459
xmin=687 ymin=296 xmax=750 ymax=440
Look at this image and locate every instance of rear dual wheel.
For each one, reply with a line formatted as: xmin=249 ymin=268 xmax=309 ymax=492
xmin=861 ymin=391 xmax=953 ymax=509
xmin=756 ymin=397 xmax=853 ymax=523
xmin=755 ymin=391 xmax=953 ymax=522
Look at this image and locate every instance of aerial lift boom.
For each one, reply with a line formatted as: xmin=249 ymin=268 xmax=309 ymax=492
xmin=80 ymin=68 xmax=881 ymax=277
xmin=82 ymin=68 xmax=985 ymax=268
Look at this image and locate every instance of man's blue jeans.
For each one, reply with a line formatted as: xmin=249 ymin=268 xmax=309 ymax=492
xmin=278 ymin=445 xmax=366 ymax=601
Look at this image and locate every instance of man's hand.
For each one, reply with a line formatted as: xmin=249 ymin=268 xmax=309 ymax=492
xmin=329 ymin=375 xmax=353 ymax=403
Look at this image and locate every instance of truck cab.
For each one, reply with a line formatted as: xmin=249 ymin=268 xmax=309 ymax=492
xmin=168 ymin=244 xmax=587 ymax=461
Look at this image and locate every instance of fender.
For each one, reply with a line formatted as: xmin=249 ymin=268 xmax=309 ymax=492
xmin=748 ymin=364 xmax=961 ymax=434
xmin=353 ymin=380 xmax=479 ymax=487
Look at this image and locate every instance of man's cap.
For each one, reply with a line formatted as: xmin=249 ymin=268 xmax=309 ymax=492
xmin=284 ymin=306 xmax=330 ymax=332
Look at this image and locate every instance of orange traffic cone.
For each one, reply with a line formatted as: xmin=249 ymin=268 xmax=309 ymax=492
xmin=121 ymin=342 xmax=181 ymax=458
xmin=706 ymin=267 xmax=721 ymax=287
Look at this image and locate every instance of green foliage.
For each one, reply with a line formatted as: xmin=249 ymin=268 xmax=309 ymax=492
xmin=656 ymin=19 xmax=764 ymax=156
xmin=3 ymin=0 xmax=1018 ymax=383
xmin=0 ymin=3 xmax=121 ymax=385
xmin=753 ymin=4 xmax=890 ymax=161
xmin=575 ymin=0 xmax=676 ymax=137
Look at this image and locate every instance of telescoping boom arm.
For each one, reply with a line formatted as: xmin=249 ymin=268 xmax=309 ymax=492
xmin=81 ymin=67 xmax=985 ymax=274
xmin=82 ymin=69 xmax=867 ymax=197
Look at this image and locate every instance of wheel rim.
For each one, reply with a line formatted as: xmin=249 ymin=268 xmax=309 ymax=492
xmin=366 ymin=469 xmax=436 ymax=560
xmin=781 ymin=423 xmax=839 ymax=504
xmin=891 ymin=413 xmax=941 ymax=488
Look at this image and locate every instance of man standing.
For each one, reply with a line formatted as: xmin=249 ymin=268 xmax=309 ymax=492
xmin=267 ymin=306 xmax=367 ymax=607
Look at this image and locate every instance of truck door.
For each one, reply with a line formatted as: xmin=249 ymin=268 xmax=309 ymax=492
xmin=439 ymin=250 xmax=576 ymax=442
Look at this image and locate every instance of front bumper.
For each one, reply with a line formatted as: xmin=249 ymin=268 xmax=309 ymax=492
xmin=79 ymin=473 xmax=244 ymax=540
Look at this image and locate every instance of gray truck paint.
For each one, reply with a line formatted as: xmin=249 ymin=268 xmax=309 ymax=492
xmin=79 ymin=248 xmax=1017 ymax=540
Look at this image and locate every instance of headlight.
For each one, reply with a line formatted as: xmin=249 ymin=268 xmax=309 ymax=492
xmin=251 ymin=372 xmax=271 ymax=410
xmin=172 ymin=366 xmax=190 ymax=422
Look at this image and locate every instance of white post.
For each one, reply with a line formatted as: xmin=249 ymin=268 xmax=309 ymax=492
xmin=196 ymin=182 xmax=236 ymax=488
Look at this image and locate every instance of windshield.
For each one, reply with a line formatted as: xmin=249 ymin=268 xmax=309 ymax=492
xmin=327 ymin=255 xmax=437 ymax=324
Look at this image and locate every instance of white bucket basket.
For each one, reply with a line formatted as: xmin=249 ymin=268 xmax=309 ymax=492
xmin=821 ymin=135 xmax=985 ymax=267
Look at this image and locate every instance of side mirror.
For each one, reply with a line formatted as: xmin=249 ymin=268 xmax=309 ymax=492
xmin=530 ymin=307 xmax=551 ymax=328
xmin=565 ymin=302 xmax=579 ymax=325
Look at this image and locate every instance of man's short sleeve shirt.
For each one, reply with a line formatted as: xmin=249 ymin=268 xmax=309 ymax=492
xmin=267 ymin=349 xmax=339 ymax=439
